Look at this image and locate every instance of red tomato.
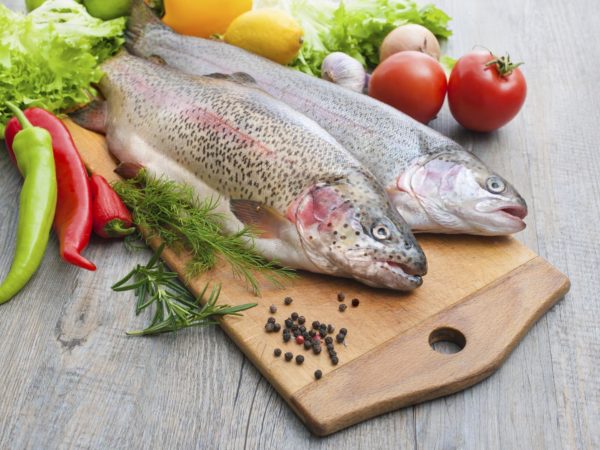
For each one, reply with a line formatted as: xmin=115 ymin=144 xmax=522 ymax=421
xmin=448 ymin=51 xmax=527 ymax=132
xmin=368 ymin=51 xmax=447 ymax=123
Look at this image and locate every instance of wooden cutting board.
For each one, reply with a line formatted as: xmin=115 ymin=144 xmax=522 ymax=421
xmin=64 ymin=120 xmax=570 ymax=436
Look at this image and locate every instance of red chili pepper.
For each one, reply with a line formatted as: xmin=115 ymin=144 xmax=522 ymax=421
xmin=90 ymin=174 xmax=135 ymax=239
xmin=5 ymin=108 xmax=96 ymax=271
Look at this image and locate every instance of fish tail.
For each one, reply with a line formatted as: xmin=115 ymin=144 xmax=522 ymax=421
xmin=126 ymin=0 xmax=167 ymax=55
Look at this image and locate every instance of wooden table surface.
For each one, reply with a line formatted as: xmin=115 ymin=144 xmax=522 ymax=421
xmin=1 ymin=0 xmax=598 ymax=449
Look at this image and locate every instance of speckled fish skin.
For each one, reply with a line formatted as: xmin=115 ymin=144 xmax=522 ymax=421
xmin=125 ymin=0 xmax=528 ymax=236
xmin=85 ymin=53 xmax=427 ymax=290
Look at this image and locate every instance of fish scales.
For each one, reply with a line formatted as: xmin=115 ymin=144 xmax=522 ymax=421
xmin=126 ymin=0 xmax=529 ymax=236
xmin=74 ymin=52 xmax=427 ymax=291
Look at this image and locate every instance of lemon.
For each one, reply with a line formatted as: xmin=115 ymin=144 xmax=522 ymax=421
xmin=162 ymin=0 xmax=253 ymax=39
xmin=225 ymin=9 xmax=304 ymax=65
xmin=84 ymin=0 xmax=131 ymax=20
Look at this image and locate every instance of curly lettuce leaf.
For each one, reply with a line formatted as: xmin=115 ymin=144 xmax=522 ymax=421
xmin=256 ymin=0 xmax=452 ymax=76
xmin=0 ymin=0 xmax=125 ymax=137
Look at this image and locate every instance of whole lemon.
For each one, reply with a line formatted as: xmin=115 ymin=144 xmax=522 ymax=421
xmin=225 ymin=9 xmax=304 ymax=65
xmin=162 ymin=0 xmax=253 ymax=38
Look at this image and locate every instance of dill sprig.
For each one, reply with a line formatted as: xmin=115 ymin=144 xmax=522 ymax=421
xmin=112 ymin=244 xmax=257 ymax=336
xmin=113 ymin=170 xmax=295 ymax=294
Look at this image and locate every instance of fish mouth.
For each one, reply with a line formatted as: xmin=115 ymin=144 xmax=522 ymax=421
xmin=497 ymin=204 xmax=528 ymax=220
xmin=382 ymin=261 xmax=423 ymax=288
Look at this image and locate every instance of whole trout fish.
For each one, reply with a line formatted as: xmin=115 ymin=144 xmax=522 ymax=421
xmin=126 ymin=0 xmax=528 ymax=236
xmin=72 ymin=53 xmax=427 ymax=290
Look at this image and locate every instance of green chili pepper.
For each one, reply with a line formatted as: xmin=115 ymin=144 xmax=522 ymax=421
xmin=0 ymin=102 xmax=57 ymax=305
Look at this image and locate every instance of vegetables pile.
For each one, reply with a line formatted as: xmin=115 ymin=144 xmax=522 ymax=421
xmin=255 ymin=0 xmax=452 ymax=76
xmin=0 ymin=0 xmax=126 ymax=137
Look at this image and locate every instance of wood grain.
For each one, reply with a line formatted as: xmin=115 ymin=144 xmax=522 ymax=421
xmin=0 ymin=0 xmax=598 ymax=448
xmin=62 ymin=120 xmax=567 ymax=423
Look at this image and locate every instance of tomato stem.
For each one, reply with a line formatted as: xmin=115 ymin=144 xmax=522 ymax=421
xmin=485 ymin=53 xmax=523 ymax=77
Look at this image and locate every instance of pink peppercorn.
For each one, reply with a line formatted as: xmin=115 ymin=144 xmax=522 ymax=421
xmin=296 ymin=335 xmax=304 ymax=345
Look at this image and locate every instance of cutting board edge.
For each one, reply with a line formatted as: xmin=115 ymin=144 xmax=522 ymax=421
xmin=288 ymin=256 xmax=570 ymax=436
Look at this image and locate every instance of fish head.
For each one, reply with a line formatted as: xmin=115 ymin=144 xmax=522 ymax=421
xmin=390 ymin=151 xmax=528 ymax=235
xmin=289 ymin=178 xmax=427 ymax=290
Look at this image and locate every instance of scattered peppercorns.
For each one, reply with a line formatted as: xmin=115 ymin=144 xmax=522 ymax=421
xmin=273 ymin=323 xmax=281 ymax=332
xmin=269 ymin=304 xmax=278 ymax=313
xmin=291 ymin=312 xmax=299 ymax=321
xmin=336 ymin=333 xmax=345 ymax=343
xmin=265 ymin=323 xmax=275 ymax=332
xmin=298 ymin=316 xmax=306 ymax=325
xmin=283 ymin=332 xmax=291 ymax=343
xmin=296 ymin=335 xmax=304 ymax=345
xmin=274 ymin=348 xmax=282 ymax=357
xmin=313 ymin=346 xmax=322 ymax=355
xmin=285 ymin=319 xmax=293 ymax=329
xmin=327 ymin=324 xmax=335 ymax=334
xmin=285 ymin=352 xmax=293 ymax=361
xmin=340 ymin=328 xmax=348 ymax=336
xmin=331 ymin=356 xmax=339 ymax=365
xmin=351 ymin=298 xmax=360 ymax=307
xmin=284 ymin=296 xmax=293 ymax=305
xmin=304 ymin=340 xmax=312 ymax=350
xmin=314 ymin=370 xmax=323 ymax=380
xmin=325 ymin=336 xmax=333 ymax=345
xmin=339 ymin=304 xmax=347 ymax=312
xmin=337 ymin=292 xmax=345 ymax=302
xmin=295 ymin=355 xmax=304 ymax=365
xmin=267 ymin=317 xmax=276 ymax=324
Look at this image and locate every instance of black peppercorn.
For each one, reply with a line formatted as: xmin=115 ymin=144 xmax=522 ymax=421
xmin=304 ymin=340 xmax=312 ymax=350
xmin=338 ymin=304 xmax=347 ymax=312
xmin=285 ymin=319 xmax=293 ymax=329
xmin=313 ymin=346 xmax=322 ymax=355
xmin=314 ymin=370 xmax=323 ymax=380
xmin=298 ymin=316 xmax=306 ymax=325
xmin=299 ymin=325 xmax=306 ymax=332
xmin=337 ymin=292 xmax=345 ymax=302
xmin=308 ymin=330 xmax=316 ymax=337
xmin=291 ymin=312 xmax=299 ymax=321
xmin=340 ymin=328 xmax=348 ymax=336
xmin=265 ymin=323 xmax=275 ymax=332
xmin=327 ymin=324 xmax=335 ymax=334
xmin=325 ymin=336 xmax=333 ymax=345
xmin=283 ymin=333 xmax=291 ymax=343
xmin=295 ymin=355 xmax=304 ymax=365
xmin=331 ymin=356 xmax=339 ymax=365
xmin=326 ymin=343 xmax=334 ymax=350
xmin=267 ymin=317 xmax=276 ymax=324
xmin=273 ymin=323 xmax=281 ymax=332
xmin=274 ymin=348 xmax=282 ymax=357
xmin=293 ymin=330 xmax=300 ymax=337
xmin=312 ymin=321 xmax=320 ymax=330
xmin=284 ymin=352 xmax=293 ymax=361
xmin=336 ymin=333 xmax=345 ymax=343
xmin=269 ymin=304 xmax=278 ymax=313
xmin=291 ymin=324 xmax=299 ymax=332
xmin=284 ymin=296 xmax=293 ymax=305
xmin=351 ymin=298 xmax=360 ymax=307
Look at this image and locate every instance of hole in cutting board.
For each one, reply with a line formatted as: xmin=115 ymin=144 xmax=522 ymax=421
xmin=429 ymin=327 xmax=466 ymax=354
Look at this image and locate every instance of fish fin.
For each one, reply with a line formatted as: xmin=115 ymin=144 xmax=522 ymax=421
xmin=230 ymin=199 xmax=288 ymax=239
xmin=205 ymin=72 xmax=257 ymax=86
xmin=148 ymin=54 xmax=167 ymax=65
xmin=69 ymin=100 xmax=108 ymax=134
xmin=126 ymin=0 xmax=167 ymax=56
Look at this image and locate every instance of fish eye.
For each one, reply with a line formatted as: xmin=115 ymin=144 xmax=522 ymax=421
xmin=486 ymin=176 xmax=506 ymax=194
xmin=371 ymin=223 xmax=391 ymax=241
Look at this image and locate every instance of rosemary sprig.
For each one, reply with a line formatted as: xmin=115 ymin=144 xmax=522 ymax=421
xmin=112 ymin=245 xmax=257 ymax=336
xmin=113 ymin=170 xmax=295 ymax=294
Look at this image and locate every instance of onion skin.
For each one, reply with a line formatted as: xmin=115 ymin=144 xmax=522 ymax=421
xmin=321 ymin=52 xmax=367 ymax=93
xmin=380 ymin=24 xmax=441 ymax=62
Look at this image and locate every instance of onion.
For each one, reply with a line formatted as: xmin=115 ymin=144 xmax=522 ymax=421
xmin=380 ymin=24 xmax=441 ymax=62
xmin=321 ymin=52 xmax=367 ymax=93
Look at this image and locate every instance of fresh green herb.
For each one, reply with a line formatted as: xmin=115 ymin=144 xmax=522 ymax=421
xmin=0 ymin=0 xmax=126 ymax=137
xmin=112 ymin=244 xmax=257 ymax=336
xmin=113 ymin=170 xmax=295 ymax=294
xmin=256 ymin=0 xmax=452 ymax=76
xmin=440 ymin=55 xmax=457 ymax=71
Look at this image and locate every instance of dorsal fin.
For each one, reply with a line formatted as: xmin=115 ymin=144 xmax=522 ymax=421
xmin=205 ymin=72 xmax=257 ymax=86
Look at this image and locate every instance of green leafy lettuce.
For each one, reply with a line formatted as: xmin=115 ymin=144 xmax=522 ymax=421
xmin=0 ymin=0 xmax=126 ymax=137
xmin=256 ymin=0 xmax=452 ymax=76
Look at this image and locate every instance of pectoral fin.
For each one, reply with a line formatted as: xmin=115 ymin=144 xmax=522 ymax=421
xmin=230 ymin=199 xmax=289 ymax=239
xmin=69 ymin=99 xmax=107 ymax=134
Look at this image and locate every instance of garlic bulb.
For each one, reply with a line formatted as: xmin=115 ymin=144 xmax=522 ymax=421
xmin=321 ymin=52 xmax=367 ymax=93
